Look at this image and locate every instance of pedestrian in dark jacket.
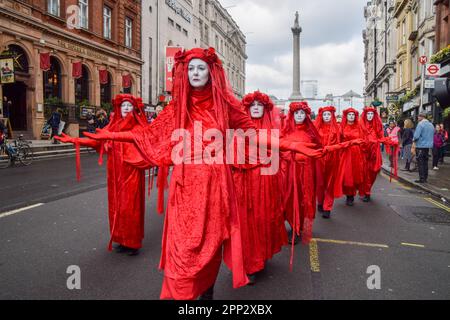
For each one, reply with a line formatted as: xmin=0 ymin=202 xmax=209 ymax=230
xmin=401 ymin=119 xmax=415 ymax=171
xmin=48 ymin=109 xmax=62 ymax=144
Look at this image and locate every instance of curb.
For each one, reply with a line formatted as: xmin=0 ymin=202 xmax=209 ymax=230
xmin=381 ymin=165 xmax=450 ymax=203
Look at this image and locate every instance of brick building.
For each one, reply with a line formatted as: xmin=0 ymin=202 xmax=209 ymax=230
xmin=0 ymin=0 xmax=142 ymax=139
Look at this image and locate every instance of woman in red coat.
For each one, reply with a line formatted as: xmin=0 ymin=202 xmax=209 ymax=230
xmin=282 ymin=102 xmax=322 ymax=247
xmin=314 ymin=106 xmax=344 ymax=219
xmin=84 ymin=48 xmax=320 ymax=300
xmin=340 ymin=108 xmax=366 ymax=206
xmin=233 ymin=91 xmax=288 ymax=284
xmin=56 ymin=94 xmax=149 ymax=256
xmin=359 ymin=106 xmax=384 ymax=202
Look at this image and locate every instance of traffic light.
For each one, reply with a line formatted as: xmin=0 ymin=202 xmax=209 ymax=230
xmin=433 ymin=78 xmax=450 ymax=108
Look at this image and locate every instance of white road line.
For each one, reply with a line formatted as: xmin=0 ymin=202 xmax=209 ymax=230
xmin=0 ymin=203 xmax=45 ymax=219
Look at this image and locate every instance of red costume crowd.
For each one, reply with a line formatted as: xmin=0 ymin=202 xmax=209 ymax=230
xmin=58 ymin=47 xmax=397 ymax=300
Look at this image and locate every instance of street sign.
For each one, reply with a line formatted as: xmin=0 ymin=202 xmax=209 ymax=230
xmin=386 ymin=95 xmax=399 ymax=102
xmin=419 ymin=55 xmax=428 ymax=65
xmin=424 ymin=79 xmax=435 ymax=89
xmin=426 ymin=64 xmax=441 ymax=77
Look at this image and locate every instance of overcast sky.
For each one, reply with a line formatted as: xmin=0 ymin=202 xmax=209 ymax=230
xmin=221 ymin=0 xmax=367 ymax=100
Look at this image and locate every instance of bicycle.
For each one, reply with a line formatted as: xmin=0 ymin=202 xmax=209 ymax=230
xmin=0 ymin=134 xmax=34 ymax=169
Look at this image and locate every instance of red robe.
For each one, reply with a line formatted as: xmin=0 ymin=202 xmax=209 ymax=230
xmin=129 ymin=89 xmax=256 ymax=300
xmin=340 ymin=123 xmax=365 ymax=196
xmin=76 ymin=109 xmax=147 ymax=250
xmin=359 ymin=122 xmax=383 ymax=196
xmin=232 ymin=112 xmax=288 ymax=275
xmin=282 ymin=123 xmax=320 ymax=244
xmin=315 ymin=122 xmax=343 ymax=211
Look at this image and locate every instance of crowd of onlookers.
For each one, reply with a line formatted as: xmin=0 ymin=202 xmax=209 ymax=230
xmin=384 ymin=113 xmax=448 ymax=184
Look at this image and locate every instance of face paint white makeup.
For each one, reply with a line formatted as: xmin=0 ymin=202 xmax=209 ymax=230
xmin=188 ymin=59 xmax=210 ymax=88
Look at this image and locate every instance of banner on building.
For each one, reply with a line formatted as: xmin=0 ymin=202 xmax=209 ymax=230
xmin=72 ymin=61 xmax=82 ymax=79
xmin=165 ymin=46 xmax=183 ymax=92
xmin=40 ymin=53 xmax=51 ymax=71
xmin=122 ymin=74 xmax=132 ymax=89
xmin=0 ymin=58 xmax=15 ymax=84
xmin=99 ymin=69 xmax=109 ymax=85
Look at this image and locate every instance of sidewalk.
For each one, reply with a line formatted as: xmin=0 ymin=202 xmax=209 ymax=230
xmin=381 ymin=151 xmax=450 ymax=203
xmin=14 ymin=139 xmax=92 ymax=160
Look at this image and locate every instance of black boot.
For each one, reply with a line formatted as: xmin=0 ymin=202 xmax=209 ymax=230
xmin=318 ymin=204 xmax=324 ymax=212
xmin=287 ymin=228 xmax=300 ymax=245
xmin=199 ymin=285 xmax=214 ymax=300
xmin=322 ymin=211 xmax=331 ymax=219
xmin=346 ymin=196 xmax=354 ymax=206
xmin=127 ymin=248 xmax=140 ymax=256
xmin=247 ymin=273 xmax=257 ymax=286
xmin=362 ymin=195 xmax=371 ymax=203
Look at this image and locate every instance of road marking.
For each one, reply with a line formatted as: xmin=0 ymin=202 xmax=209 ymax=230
xmin=0 ymin=203 xmax=44 ymax=219
xmin=424 ymin=197 xmax=450 ymax=213
xmin=313 ymin=238 xmax=389 ymax=249
xmin=401 ymin=242 xmax=425 ymax=248
xmin=309 ymin=240 xmax=320 ymax=273
xmin=380 ymin=172 xmax=412 ymax=190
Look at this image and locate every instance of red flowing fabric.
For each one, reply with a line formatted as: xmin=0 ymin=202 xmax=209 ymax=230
xmin=359 ymin=106 xmax=384 ymax=196
xmin=40 ymin=53 xmax=51 ymax=71
xmin=73 ymin=95 xmax=149 ymax=250
xmin=339 ymin=108 xmax=366 ymax=196
xmin=314 ymin=106 xmax=343 ymax=211
xmin=122 ymin=74 xmax=132 ymax=89
xmin=99 ymin=69 xmax=109 ymax=85
xmin=232 ymin=91 xmax=288 ymax=275
xmin=281 ymin=102 xmax=322 ymax=254
xmin=128 ymin=48 xmax=254 ymax=300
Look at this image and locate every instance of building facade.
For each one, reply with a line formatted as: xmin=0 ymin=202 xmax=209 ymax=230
xmin=141 ymin=0 xmax=247 ymax=106
xmin=0 ymin=0 xmax=142 ymax=139
xmin=363 ymin=0 xmax=397 ymax=111
xmin=434 ymin=0 xmax=450 ymax=52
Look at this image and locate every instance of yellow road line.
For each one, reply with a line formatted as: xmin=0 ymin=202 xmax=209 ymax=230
xmin=401 ymin=242 xmax=425 ymax=248
xmin=380 ymin=172 xmax=412 ymax=190
xmin=313 ymin=238 xmax=389 ymax=249
xmin=309 ymin=240 xmax=320 ymax=273
xmin=424 ymin=197 xmax=450 ymax=213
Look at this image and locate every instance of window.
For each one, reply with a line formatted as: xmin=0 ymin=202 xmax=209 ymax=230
xmin=215 ymin=35 xmax=219 ymax=49
xmin=168 ymin=18 xmax=174 ymax=26
xmin=48 ymin=0 xmax=60 ymax=16
xmin=204 ymin=25 xmax=209 ymax=43
xmin=79 ymin=0 xmax=89 ymax=29
xmin=103 ymin=6 xmax=112 ymax=39
xmin=125 ymin=18 xmax=133 ymax=48
xmin=176 ymin=24 xmax=181 ymax=31
xmin=183 ymin=29 xmax=188 ymax=37
xmin=428 ymin=38 xmax=434 ymax=56
xmin=399 ymin=61 xmax=403 ymax=86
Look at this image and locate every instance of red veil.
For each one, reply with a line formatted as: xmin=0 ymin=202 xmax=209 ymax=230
xmin=315 ymin=106 xmax=340 ymax=145
xmin=283 ymin=102 xmax=322 ymax=145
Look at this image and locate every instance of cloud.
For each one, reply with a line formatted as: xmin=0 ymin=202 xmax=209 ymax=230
xmin=221 ymin=0 xmax=367 ymax=99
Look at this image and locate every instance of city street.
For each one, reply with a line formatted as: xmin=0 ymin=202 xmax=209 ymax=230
xmin=1 ymin=156 xmax=449 ymax=300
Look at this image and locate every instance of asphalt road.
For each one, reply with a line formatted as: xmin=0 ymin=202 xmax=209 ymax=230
xmin=1 ymin=157 xmax=450 ymax=300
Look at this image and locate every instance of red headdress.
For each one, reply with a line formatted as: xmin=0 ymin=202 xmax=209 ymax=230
xmin=315 ymin=106 xmax=339 ymax=145
xmin=108 ymin=94 xmax=148 ymax=132
xmin=242 ymin=91 xmax=275 ymax=129
xmin=341 ymin=107 xmax=360 ymax=130
xmin=283 ymin=101 xmax=321 ymax=145
xmin=172 ymin=47 xmax=240 ymax=133
xmin=360 ymin=106 xmax=383 ymax=137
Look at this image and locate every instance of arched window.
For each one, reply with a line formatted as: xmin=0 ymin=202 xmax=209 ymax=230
xmin=44 ymin=57 xmax=62 ymax=100
xmin=75 ymin=65 xmax=90 ymax=103
xmin=6 ymin=44 xmax=29 ymax=74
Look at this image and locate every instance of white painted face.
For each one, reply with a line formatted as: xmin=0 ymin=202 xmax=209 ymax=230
xmin=121 ymin=101 xmax=134 ymax=118
xmin=322 ymin=111 xmax=332 ymax=123
xmin=249 ymin=101 xmax=265 ymax=119
xmin=347 ymin=112 xmax=356 ymax=123
xmin=188 ymin=59 xmax=210 ymax=88
xmin=367 ymin=111 xmax=375 ymax=121
xmin=294 ymin=110 xmax=306 ymax=124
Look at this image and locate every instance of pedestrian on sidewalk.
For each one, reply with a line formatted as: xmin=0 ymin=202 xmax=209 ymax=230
xmin=413 ymin=113 xmax=434 ymax=183
xmin=47 ymin=108 xmax=62 ymax=144
xmin=439 ymin=124 xmax=448 ymax=164
xmin=401 ymin=119 xmax=415 ymax=172
xmin=432 ymin=124 xmax=445 ymax=170
xmin=386 ymin=120 xmax=401 ymax=168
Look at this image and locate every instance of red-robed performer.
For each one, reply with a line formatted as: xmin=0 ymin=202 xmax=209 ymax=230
xmin=83 ymin=48 xmax=321 ymax=300
xmin=281 ymin=102 xmax=322 ymax=247
xmin=340 ymin=108 xmax=366 ymax=206
xmin=232 ymin=91 xmax=288 ymax=285
xmin=56 ymin=94 xmax=148 ymax=256
xmin=314 ymin=106 xmax=343 ymax=219
xmin=359 ymin=106 xmax=385 ymax=202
